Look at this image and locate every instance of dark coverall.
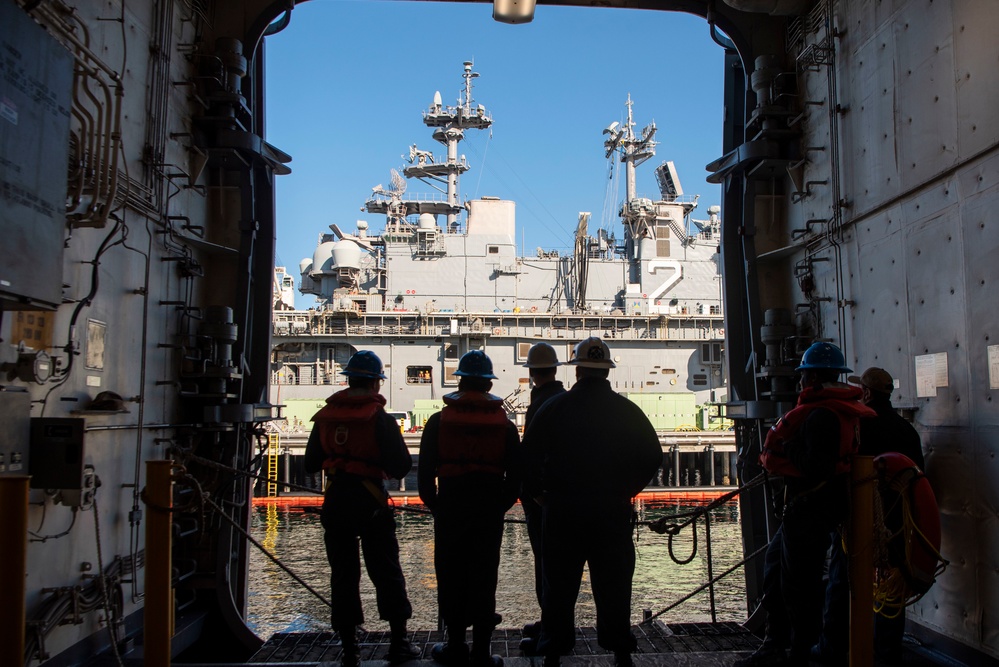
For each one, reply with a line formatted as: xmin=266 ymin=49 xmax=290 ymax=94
xmin=757 ymin=407 xmax=844 ymax=659
xmin=522 ymin=376 xmax=662 ymax=656
xmin=757 ymin=383 xmax=874 ymax=662
xmin=417 ymin=402 xmax=521 ymax=635
xmin=303 ymin=402 xmax=414 ymax=631
xmin=818 ymin=395 xmax=926 ymax=662
xmin=521 ymin=380 xmax=566 ymax=609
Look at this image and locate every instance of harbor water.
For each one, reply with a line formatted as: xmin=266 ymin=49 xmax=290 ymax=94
xmin=247 ymin=497 xmax=748 ymax=640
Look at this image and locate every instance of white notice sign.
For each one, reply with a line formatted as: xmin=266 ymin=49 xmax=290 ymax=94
xmin=989 ymin=345 xmax=999 ymax=390
xmin=914 ymin=352 xmax=948 ymax=398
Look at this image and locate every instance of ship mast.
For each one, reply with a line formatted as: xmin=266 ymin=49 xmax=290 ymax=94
xmin=405 ymin=61 xmax=493 ymax=230
xmin=604 ymin=94 xmax=658 ymax=245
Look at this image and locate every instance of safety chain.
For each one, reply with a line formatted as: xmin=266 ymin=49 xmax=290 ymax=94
xmin=161 ymin=453 xmax=755 ymax=616
xmin=644 ymin=472 xmax=766 ymax=565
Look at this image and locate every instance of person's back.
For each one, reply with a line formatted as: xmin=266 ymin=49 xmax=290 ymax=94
xmin=518 ymin=343 xmax=566 ymax=650
xmin=814 ymin=367 xmax=926 ymax=664
xmin=740 ymin=343 xmax=875 ymax=667
xmin=523 ymin=338 xmax=661 ymax=667
xmin=526 ymin=377 xmax=661 ymax=504
xmin=303 ymin=350 xmax=419 ymax=667
xmin=418 ymin=351 xmax=520 ymax=667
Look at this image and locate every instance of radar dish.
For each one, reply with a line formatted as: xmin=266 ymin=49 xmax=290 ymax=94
xmin=371 ymin=169 xmax=407 ymax=199
xmin=390 ymin=169 xmax=407 ymax=196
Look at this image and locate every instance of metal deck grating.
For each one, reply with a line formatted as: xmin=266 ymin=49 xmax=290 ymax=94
xmin=249 ymin=623 xmax=761 ymax=663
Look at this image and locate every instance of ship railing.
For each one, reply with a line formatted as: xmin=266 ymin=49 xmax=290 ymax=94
xmin=640 ymin=472 xmax=768 ymax=624
xmin=367 ymin=191 xmax=452 ymax=203
xmin=624 ymin=193 xmax=702 ymax=207
xmin=272 ymin=311 xmax=725 ymax=341
xmin=182 ymin=449 xmax=767 ymax=627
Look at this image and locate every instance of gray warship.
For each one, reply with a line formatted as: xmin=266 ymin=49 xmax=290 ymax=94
xmin=269 ymin=62 xmax=728 ymax=435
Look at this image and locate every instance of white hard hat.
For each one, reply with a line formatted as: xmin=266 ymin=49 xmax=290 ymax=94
xmin=523 ymin=342 xmax=560 ymax=368
xmin=567 ymin=337 xmax=615 ymax=368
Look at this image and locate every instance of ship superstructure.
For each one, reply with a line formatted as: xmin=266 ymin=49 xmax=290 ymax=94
xmin=6 ymin=2 xmax=998 ymax=664
xmin=271 ymin=63 xmax=727 ymax=431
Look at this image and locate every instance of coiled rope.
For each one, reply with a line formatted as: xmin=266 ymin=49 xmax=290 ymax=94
xmin=870 ymin=479 xmax=948 ymax=617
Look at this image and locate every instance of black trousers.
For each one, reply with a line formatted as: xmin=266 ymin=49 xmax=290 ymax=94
xmin=523 ymin=496 xmax=544 ymax=609
xmin=432 ymin=500 xmax=505 ymax=630
xmin=537 ymin=500 xmax=638 ymax=655
xmin=820 ymin=529 xmax=906 ymax=661
xmin=761 ymin=482 xmax=844 ymax=659
xmin=320 ymin=477 xmax=412 ymax=628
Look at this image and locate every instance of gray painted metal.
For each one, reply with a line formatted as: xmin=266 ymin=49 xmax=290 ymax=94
xmin=3 ymin=0 xmax=997 ymax=664
xmin=0 ymin=2 xmax=72 ymax=310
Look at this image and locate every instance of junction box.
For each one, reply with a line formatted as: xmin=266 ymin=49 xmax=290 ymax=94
xmin=29 ymin=418 xmax=85 ymax=492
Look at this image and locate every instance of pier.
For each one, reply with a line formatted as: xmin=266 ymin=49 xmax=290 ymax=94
xmin=255 ymin=431 xmax=739 ymax=499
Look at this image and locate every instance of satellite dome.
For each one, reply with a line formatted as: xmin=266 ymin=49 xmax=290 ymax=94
xmin=331 ymin=240 xmax=362 ymax=270
xmin=312 ymin=242 xmax=336 ymax=274
xmin=299 ymin=258 xmax=313 ymax=274
xmin=418 ymin=213 xmax=437 ymax=230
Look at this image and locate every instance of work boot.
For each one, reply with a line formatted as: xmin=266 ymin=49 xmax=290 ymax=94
xmin=732 ymin=644 xmax=788 ymax=667
xmin=613 ymin=651 xmax=634 ymax=667
xmin=542 ymin=654 xmax=560 ymax=667
xmin=387 ymin=637 xmax=421 ymax=663
xmin=518 ymin=635 xmax=539 ymax=655
xmin=522 ymin=621 xmax=543 ymax=638
xmin=470 ymin=651 xmax=503 ymax=667
xmin=809 ymin=643 xmax=847 ymax=666
xmin=338 ymin=627 xmax=360 ymax=667
xmin=431 ymin=642 xmax=470 ymax=666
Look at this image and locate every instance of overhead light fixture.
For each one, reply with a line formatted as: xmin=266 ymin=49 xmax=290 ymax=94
xmin=493 ymin=0 xmax=535 ymax=24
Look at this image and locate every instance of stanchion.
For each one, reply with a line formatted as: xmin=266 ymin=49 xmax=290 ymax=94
xmin=0 ymin=476 xmax=29 ymax=667
xmin=145 ymin=460 xmax=174 ymax=667
xmin=850 ymin=455 xmax=875 ymax=667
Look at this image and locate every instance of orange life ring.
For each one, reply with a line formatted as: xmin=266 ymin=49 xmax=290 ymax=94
xmin=873 ymin=452 xmax=942 ymax=597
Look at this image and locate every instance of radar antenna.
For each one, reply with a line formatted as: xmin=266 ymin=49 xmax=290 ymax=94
xmin=372 ymin=168 xmax=407 ymax=198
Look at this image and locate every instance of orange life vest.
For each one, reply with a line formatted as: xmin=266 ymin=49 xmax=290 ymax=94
xmin=437 ymin=391 xmax=509 ymax=478
xmin=311 ymin=389 xmax=387 ymax=479
xmin=761 ymin=384 xmax=876 ymax=478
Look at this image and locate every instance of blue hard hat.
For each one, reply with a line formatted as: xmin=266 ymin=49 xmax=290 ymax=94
xmin=453 ymin=350 xmax=498 ymax=379
xmin=796 ymin=342 xmax=852 ymax=373
xmin=340 ymin=350 xmax=387 ymax=379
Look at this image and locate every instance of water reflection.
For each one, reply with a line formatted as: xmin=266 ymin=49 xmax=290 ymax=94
xmin=247 ymin=498 xmax=747 ymax=639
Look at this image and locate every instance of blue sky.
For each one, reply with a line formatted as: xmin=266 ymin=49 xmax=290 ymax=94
xmin=264 ymin=1 xmax=727 ymax=308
